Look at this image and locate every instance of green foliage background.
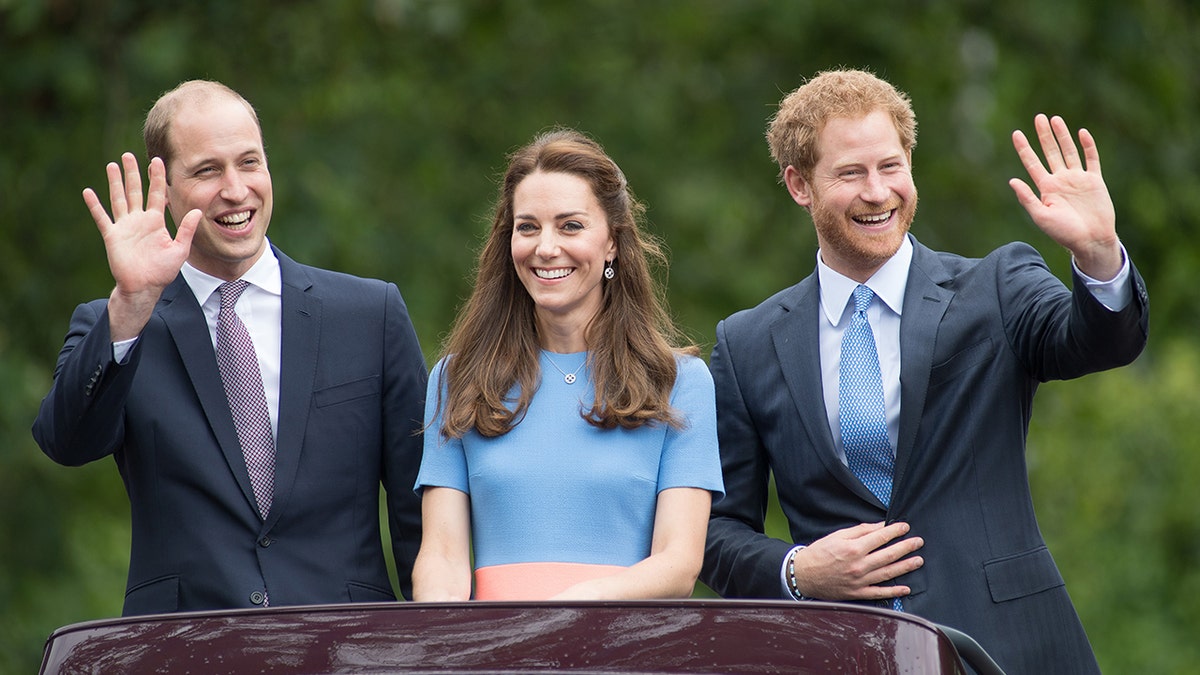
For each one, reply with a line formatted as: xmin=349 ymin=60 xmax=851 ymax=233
xmin=2 ymin=1 xmax=1197 ymax=672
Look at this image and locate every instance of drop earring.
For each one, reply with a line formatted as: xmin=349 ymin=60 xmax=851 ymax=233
xmin=604 ymin=260 xmax=615 ymax=280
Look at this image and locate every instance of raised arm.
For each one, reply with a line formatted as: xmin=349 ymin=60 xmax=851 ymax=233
xmin=1009 ymin=114 xmax=1122 ymax=281
xmin=83 ymin=153 xmax=200 ymax=341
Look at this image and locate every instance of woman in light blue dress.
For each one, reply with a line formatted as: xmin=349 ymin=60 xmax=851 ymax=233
xmin=413 ymin=129 xmax=723 ymax=601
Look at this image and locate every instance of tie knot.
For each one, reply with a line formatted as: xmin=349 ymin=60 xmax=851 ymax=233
xmin=218 ymin=280 xmax=250 ymax=310
xmin=853 ymin=284 xmax=875 ymax=313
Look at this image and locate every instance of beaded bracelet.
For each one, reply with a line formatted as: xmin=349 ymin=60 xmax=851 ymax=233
xmin=786 ymin=548 xmax=805 ymax=601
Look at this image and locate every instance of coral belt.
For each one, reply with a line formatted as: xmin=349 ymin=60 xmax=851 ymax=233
xmin=474 ymin=562 xmax=626 ymax=600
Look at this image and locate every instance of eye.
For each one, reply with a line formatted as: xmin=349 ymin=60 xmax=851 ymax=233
xmin=195 ymin=166 xmax=217 ymax=177
xmin=514 ymin=221 xmax=538 ymax=234
xmin=562 ymin=220 xmax=584 ymax=232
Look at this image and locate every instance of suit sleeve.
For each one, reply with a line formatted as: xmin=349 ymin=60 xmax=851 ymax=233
xmin=32 ymin=300 xmax=140 ymax=466
xmin=998 ymin=243 xmax=1148 ymax=381
xmin=701 ymin=318 xmax=794 ymax=599
xmin=379 ymin=283 xmax=429 ymax=601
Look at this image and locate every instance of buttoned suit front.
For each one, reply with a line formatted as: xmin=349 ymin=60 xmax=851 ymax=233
xmin=702 ymin=235 xmax=1148 ymax=674
xmin=34 ymin=246 xmax=427 ymax=616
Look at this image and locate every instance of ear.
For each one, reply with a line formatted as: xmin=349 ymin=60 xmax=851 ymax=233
xmin=783 ymin=165 xmax=813 ymax=208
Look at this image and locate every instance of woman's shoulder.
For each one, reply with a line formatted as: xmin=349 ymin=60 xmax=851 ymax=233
xmin=429 ymin=354 xmax=455 ymax=384
xmin=673 ymin=352 xmax=714 ymax=387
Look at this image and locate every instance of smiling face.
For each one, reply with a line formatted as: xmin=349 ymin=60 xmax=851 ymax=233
xmin=164 ymin=95 xmax=273 ymax=280
xmin=511 ymin=170 xmax=616 ymax=339
xmin=785 ymin=110 xmax=918 ymax=282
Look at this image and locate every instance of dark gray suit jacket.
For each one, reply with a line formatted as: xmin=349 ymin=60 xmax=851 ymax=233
xmin=702 ymin=235 xmax=1148 ymax=674
xmin=33 ymin=246 xmax=428 ymax=615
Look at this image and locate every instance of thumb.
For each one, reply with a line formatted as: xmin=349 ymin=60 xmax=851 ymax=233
xmin=174 ymin=209 xmax=202 ymax=252
xmin=1008 ymin=178 xmax=1043 ymax=219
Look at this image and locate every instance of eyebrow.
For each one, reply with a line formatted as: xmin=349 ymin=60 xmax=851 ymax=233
xmin=514 ymin=210 xmax=589 ymax=221
xmin=178 ymin=148 xmax=263 ymax=173
xmin=829 ymin=157 xmax=905 ymax=175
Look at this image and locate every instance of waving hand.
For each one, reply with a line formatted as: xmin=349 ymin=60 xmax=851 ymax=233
xmin=82 ymin=153 xmax=201 ymax=340
xmin=1009 ymin=114 xmax=1123 ymax=281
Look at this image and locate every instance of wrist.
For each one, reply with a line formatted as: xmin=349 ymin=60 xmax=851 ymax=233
xmin=1071 ymin=238 xmax=1124 ymax=282
xmin=785 ymin=547 xmax=809 ymax=601
xmin=107 ymin=286 xmax=160 ymax=342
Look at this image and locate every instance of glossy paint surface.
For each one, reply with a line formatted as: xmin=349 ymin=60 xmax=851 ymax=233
xmin=41 ymin=600 xmax=966 ymax=674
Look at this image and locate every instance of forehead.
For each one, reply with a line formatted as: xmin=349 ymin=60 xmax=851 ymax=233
xmin=816 ymin=110 xmax=905 ymax=167
xmin=513 ymin=171 xmax=599 ymax=211
xmin=169 ymin=97 xmax=264 ymax=163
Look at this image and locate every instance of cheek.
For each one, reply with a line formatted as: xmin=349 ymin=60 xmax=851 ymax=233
xmin=890 ymin=176 xmax=917 ymax=198
xmin=165 ymin=185 xmax=189 ymax=214
xmin=829 ymin=189 xmax=859 ymax=212
xmin=511 ymin=239 xmax=537 ymax=272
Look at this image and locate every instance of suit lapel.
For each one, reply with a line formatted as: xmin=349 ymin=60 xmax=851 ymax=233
xmin=770 ymin=275 xmax=873 ymax=500
xmin=894 ymin=240 xmax=953 ymax=495
xmin=160 ymin=275 xmax=261 ymax=513
xmin=266 ymin=249 xmax=319 ymax=529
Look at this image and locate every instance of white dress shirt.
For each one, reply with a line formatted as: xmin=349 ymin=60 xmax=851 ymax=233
xmin=817 ymin=237 xmax=912 ymax=462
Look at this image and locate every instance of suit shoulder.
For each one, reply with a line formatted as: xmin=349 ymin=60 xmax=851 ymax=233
xmin=719 ymin=281 xmax=807 ymax=335
xmin=298 ymin=263 xmax=391 ymax=291
xmin=292 ymin=263 xmax=408 ymax=305
xmin=923 ymin=241 xmax=1047 ymax=279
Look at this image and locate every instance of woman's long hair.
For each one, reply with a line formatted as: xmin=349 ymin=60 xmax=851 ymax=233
xmin=437 ymin=128 xmax=696 ymax=439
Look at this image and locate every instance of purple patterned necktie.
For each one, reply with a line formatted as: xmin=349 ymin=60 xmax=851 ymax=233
xmin=216 ymin=280 xmax=275 ymax=519
xmin=839 ymin=284 xmax=903 ymax=612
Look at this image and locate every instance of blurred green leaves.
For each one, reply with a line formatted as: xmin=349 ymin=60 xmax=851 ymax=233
xmin=2 ymin=1 xmax=1197 ymax=672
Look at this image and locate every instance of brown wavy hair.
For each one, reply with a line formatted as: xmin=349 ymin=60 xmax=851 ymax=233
xmin=767 ymin=68 xmax=917 ymax=183
xmin=436 ymin=128 xmax=697 ymax=439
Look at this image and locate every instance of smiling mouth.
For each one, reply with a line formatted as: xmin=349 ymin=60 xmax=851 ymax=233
xmin=852 ymin=210 xmax=894 ymax=226
xmin=215 ymin=211 xmax=252 ymax=230
xmin=534 ymin=268 xmax=574 ymax=280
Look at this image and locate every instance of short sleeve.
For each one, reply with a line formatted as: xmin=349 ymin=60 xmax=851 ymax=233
xmin=658 ymin=355 xmax=725 ymax=502
xmin=413 ymin=358 xmax=470 ymax=494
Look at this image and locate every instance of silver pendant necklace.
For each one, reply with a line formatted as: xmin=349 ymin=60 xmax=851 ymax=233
xmin=543 ymin=352 xmax=586 ymax=384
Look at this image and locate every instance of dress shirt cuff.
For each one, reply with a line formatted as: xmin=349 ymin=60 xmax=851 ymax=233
xmin=1072 ymin=242 xmax=1132 ymax=312
xmin=112 ymin=337 xmax=138 ymax=365
xmin=780 ymin=545 xmax=809 ymax=601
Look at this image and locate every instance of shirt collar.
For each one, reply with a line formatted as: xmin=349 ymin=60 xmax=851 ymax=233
xmin=817 ymin=234 xmax=913 ymax=326
xmin=181 ymin=240 xmax=282 ymax=306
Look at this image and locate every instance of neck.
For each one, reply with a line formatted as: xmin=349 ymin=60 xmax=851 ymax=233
xmin=534 ymin=315 xmax=591 ymax=353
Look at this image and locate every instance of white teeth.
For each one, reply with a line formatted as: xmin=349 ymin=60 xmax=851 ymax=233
xmin=216 ymin=211 xmax=251 ymax=227
xmin=535 ymin=268 xmax=573 ymax=279
xmin=856 ymin=211 xmax=891 ymax=224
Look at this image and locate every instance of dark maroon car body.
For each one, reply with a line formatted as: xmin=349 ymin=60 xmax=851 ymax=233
xmin=41 ymin=599 xmax=992 ymax=673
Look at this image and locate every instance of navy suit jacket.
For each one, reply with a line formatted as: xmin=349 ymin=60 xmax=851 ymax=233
xmin=702 ymin=236 xmax=1148 ymax=674
xmin=33 ymin=246 xmax=428 ymax=616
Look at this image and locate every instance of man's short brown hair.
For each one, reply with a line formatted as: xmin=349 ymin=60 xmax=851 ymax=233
xmin=767 ymin=69 xmax=917 ymax=183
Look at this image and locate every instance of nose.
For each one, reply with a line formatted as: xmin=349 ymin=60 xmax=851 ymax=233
xmin=860 ymin=171 xmax=890 ymax=204
xmin=535 ymin=230 xmax=560 ymax=259
xmin=220 ymin=170 xmax=249 ymax=202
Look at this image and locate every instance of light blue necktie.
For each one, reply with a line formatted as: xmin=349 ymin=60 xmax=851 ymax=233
xmin=839 ymin=285 xmax=903 ymax=612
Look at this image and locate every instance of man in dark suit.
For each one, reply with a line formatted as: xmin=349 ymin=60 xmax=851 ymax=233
xmin=701 ymin=69 xmax=1147 ymax=673
xmin=33 ymin=80 xmax=428 ymax=616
